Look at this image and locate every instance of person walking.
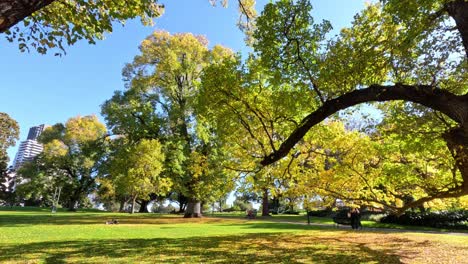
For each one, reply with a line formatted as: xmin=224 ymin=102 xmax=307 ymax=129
xmin=350 ymin=208 xmax=361 ymax=230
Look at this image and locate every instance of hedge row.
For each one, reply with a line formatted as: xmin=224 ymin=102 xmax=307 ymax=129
xmin=380 ymin=210 xmax=468 ymax=230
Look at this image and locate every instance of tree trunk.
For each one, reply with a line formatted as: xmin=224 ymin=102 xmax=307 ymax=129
xmin=184 ymin=198 xmax=202 ymax=218
xmin=0 ymin=0 xmax=56 ymax=32
xmin=271 ymin=196 xmax=280 ymax=214
xmin=179 ymin=203 xmax=187 ymax=213
xmin=387 ymin=125 xmax=468 ymax=215
xmin=138 ymin=199 xmax=150 ymax=213
xmin=119 ymin=199 xmax=126 ymax=212
xmin=218 ymin=199 xmax=224 ymax=212
xmin=262 ymin=188 xmax=270 ymax=216
xmin=131 ymin=196 xmax=137 ymax=214
xmin=67 ymin=198 xmax=77 ymax=211
xmin=443 ymin=126 xmax=468 ymax=192
xmin=177 ymin=193 xmax=188 ymax=213
xmin=445 ymin=0 xmax=468 ymax=58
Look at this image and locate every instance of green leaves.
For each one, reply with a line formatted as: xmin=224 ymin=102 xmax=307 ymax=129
xmin=108 ymin=139 xmax=170 ymax=201
xmin=0 ymin=112 xmax=20 ymax=157
xmin=5 ymin=0 xmax=165 ymax=55
xmin=253 ymin=0 xmax=331 ymax=102
xmin=102 ymin=31 xmax=237 ymax=204
xmin=16 ymin=115 xmax=108 ymax=209
xmin=0 ymin=113 xmax=19 ymax=198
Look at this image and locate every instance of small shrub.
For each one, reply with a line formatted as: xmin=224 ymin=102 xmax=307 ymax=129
xmin=282 ymin=210 xmax=300 ymax=215
xmin=307 ymin=209 xmax=333 ymax=217
xmin=332 ymin=209 xmax=352 ymax=225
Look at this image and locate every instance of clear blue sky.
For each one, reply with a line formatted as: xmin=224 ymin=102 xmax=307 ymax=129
xmin=1 ymin=0 xmax=368 ymax=162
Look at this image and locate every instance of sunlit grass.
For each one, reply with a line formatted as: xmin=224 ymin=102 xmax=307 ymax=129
xmin=0 ymin=208 xmax=467 ymax=263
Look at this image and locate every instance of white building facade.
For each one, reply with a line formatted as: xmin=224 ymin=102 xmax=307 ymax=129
xmin=12 ymin=124 xmax=47 ymax=171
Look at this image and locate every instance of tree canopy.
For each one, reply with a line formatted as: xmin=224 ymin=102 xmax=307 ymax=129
xmin=106 ymin=138 xmax=169 ymax=214
xmin=102 ymin=31 xmax=236 ymax=217
xmin=257 ymin=0 xmax=467 ymax=201
xmin=16 ymin=115 xmax=107 ymax=210
xmin=0 ymin=0 xmax=164 ymax=55
xmin=0 ymin=112 xmax=19 ymax=205
xmin=201 ymin=0 xmax=468 ymax=213
xmin=0 ymin=112 xmax=19 ymax=161
xmin=4 ymin=0 xmax=468 ymax=215
xmin=0 ymin=0 xmax=258 ymax=55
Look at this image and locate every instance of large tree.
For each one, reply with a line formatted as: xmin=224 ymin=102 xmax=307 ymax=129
xmin=202 ymin=0 xmax=468 ymax=214
xmin=0 ymin=112 xmax=20 ymax=205
xmin=16 ymin=115 xmax=108 ymax=210
xmin=200 ymin=54 xmax=330 ymax=216
xmin=105 ymin=138 xmax=170 ymax=214
xmin=0 ymin=112 xmax=19 ymax=155
xmin=249 ymin=0 xmax=468 ymax=210
xmin=256 ymin=0 xmax=468 ymax=171
xmin=102 ymin=31 xmax=235 ymax=217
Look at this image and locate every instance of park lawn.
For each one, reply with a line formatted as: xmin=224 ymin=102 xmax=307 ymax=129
xmin=0 ymin=209 xmax=467 ymax=263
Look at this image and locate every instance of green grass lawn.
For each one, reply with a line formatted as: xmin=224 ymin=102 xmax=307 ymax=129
xmin=1 ymin=208 xmax=467 ymax=263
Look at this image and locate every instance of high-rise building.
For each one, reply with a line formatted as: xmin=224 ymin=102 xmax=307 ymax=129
xmin=26 ymin=124 xmax=46 ymax=140
xmin=12 ymin=124 xmax=47 ymax=171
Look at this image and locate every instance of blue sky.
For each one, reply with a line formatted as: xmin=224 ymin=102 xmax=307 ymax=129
xmin=1 ymin=0 xmax=368 ymax=162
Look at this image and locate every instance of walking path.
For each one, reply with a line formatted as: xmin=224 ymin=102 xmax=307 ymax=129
xmin=270 ymin=219 xmax=468 ymax=236
xmin=212 ymin=216 xmax=468 ymax=236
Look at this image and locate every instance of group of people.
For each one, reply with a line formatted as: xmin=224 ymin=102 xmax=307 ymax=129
xmin=349 ymin=208 xmax=361 ymax=230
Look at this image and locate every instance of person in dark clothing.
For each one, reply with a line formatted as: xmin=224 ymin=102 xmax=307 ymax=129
xmin=350 ymin=208 xmax=361 ymax=230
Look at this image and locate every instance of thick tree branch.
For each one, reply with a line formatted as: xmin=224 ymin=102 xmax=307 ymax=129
xmin=218 ymin=88 xmax=276 ymax=155
xmin=322 ymin=183 xmax=464 ymax=216
xmin=222 ymin=100 xmax=268 ymax=157
xmin=261 ymin=84 xmax=468 ymax=166
xmin=445 ymin=0 xmax=468 ymax=58
xmin=0 ymin=0 xmax=56 ymax=32
xmin=394 ymin=184 xmax=465 ymax=215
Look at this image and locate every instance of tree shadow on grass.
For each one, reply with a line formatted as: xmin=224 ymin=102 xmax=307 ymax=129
xmin=0 ymin=214 xmax=235 ymax=227
xmin=0 ymin=213 xmax=328 ymax=230
xmin=0 ymin=233 xmax=418 ymax=264
xmin=227 ymin=222 xmax=324 ymax=231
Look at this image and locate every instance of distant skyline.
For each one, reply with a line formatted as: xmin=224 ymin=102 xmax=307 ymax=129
xmin=1 ymin=0 xmax=368 ymax=163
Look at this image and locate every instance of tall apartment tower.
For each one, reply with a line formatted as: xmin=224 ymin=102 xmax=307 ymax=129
xmin=12 ymin=124 xmax=47 ymax=171
xmin=27 ymin=124 xmax=46 ymax=140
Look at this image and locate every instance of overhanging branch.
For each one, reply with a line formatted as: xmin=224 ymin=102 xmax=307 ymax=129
xmin=0 ymin=0 xmax=56 ymax=32
xmin=261 ymin=84 xmax=468 ymax=166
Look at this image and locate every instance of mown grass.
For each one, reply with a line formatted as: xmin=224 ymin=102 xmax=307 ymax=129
xmin=1 ymin=208 xmax=467 ymax=263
